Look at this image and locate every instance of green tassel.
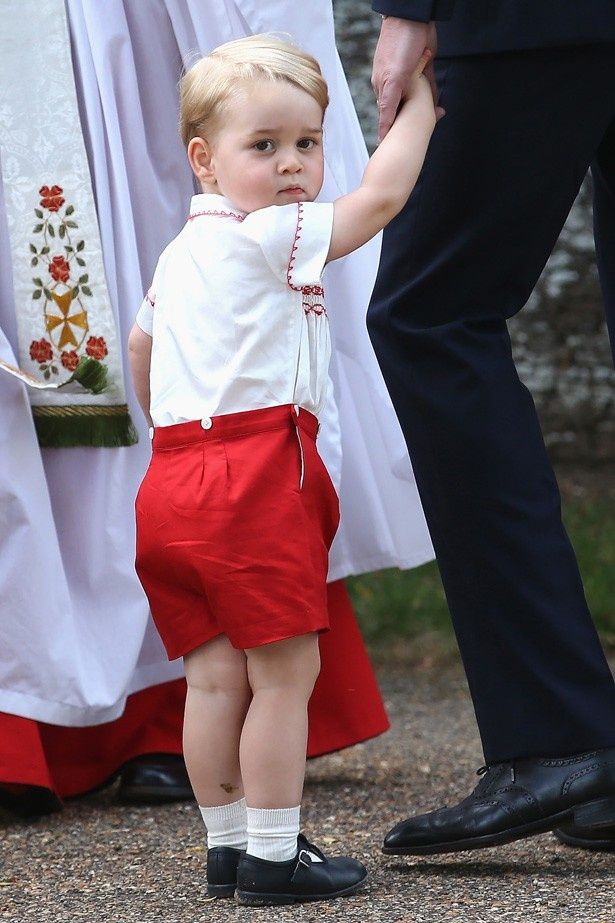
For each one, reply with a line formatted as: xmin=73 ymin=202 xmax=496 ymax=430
xmin=33 ymin=410 xmax=139 ymax=448
xmin=63 ymin=356 xmax=109 ymax=394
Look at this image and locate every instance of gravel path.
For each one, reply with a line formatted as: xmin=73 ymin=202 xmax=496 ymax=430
xmin=2 ymin=661 xmax=613 ymax=923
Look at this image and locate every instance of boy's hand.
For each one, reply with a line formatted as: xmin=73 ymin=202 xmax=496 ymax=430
xmin=402 ymin=49 xmax=442 ymax=137
xmin=411 ymin=49 xmax=434 ymax=90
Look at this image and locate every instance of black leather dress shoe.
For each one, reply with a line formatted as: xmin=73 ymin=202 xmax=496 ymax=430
xmin=117 ymin=754 xmax=194 ymax=804
xmin=236 ymin=834 xmax=367 ymax=905
xmin=553 ymin=822 xmax=615 ymax=851
xmin=207 ymin=846 xmax=244 ymax=898
xmin=383 ymin=747 xmax=615 ymax=855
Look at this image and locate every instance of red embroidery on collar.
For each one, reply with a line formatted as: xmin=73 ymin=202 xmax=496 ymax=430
xmin=188 ymin=209 xmax=245 ymax=222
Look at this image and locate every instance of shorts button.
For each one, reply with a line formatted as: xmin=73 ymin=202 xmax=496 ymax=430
xmin=293 ymin=404 xmax=300 ymax=415
xmin=201 ymin=417 xmax=213 ymax=430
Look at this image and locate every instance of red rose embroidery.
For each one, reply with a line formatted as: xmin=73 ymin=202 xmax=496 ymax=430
xmin=85 ymin=336 xmax=108 ymax=360
xmin=49 ymin=255 xmax=70 ymax=284
xmin=29 ymin=338 xmax=53 ymax=363
xmin=39 ymin=185 xmax=65 ymax=213
xmin=61 ymin=350 xmax=80 ymax=371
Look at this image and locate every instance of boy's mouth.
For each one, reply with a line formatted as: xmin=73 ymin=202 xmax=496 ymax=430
xmin=279 ymin=186 xmax=304 ymax=195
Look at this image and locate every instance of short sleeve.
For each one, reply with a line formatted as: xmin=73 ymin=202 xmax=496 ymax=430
xmin=242 ymin=202 xmax=334 ymax=289
xmin=135 ymin=268 xmax=160 ymax=336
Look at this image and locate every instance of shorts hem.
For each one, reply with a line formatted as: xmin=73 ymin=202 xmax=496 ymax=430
xmin=162 ymin=621 xmax=330 ymax=660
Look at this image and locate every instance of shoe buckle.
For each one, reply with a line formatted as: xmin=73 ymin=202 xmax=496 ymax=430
xmin=291 ymin=849 xmax=312 ymax=884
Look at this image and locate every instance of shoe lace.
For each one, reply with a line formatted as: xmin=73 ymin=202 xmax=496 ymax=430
xmin=476 ymin=761 xmax=516 ymax=783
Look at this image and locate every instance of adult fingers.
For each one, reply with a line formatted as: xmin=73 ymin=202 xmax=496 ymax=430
xmin=377 ymin=81 xmax=404 ymax=142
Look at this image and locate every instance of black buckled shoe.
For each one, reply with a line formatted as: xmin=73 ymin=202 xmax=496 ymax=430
xmin=236 ymin=834 xmax=368 ymax=906
xmin=553 ymin=821 xmax=615 ymax=851
xmin=207 ymin=846 xmax=244 ymax=898
xmin=117 ymin=754 xmax=194 ymax=804
xmin=383 ymin=747 xmax=615 ymax=855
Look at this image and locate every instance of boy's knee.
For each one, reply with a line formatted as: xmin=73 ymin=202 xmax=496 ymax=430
xmin=248 ymin=633 xmax=321 ymax=697
xmin=188 ymin=667 xmax=247 ymax=698
xmin=184 ymin=640 xmax=249 ymax=698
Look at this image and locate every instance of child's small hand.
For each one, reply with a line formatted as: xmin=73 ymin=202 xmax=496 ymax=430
xmin=408 ymin=50 xmax=445 ymax=122
xmin=413 ymin=49 xmax=432 ymax=81
xmin=405 ymin=49 xmax=441 ymax=125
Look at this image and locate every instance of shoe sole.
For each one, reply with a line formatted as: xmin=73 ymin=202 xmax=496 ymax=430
xmin=382 ymin=795 xmax=615 ymax=856
xmin=207 ymin=883 xmax=236 ymax=899
xmin=554 ymin=830 xmax=615 ymax=852
xmin=236 ymin=872 xmax=368 ymax=906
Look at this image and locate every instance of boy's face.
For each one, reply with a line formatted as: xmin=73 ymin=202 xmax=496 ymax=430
xmin=203 ymin=79 xmax=325 ymax=213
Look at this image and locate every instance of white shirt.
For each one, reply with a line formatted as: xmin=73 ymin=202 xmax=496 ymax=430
xmin=136 ymin=193 xmax=334 ymax=427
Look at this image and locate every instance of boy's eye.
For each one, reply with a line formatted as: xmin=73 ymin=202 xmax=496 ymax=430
xmin=297 ymin=138 xmax=317 ymax=150
xmin=254 ymin=140 xmax=275 ymax=152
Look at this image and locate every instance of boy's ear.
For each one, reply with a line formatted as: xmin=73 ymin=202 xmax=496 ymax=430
xmin=187 ymin=137 xmax=216 ymax=186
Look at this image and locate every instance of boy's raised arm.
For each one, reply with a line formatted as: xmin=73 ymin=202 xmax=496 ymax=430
xmin=327 ymin=51 xmax=436 ymax=263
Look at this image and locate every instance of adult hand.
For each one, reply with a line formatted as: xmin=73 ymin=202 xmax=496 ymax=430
xmin=372 ymin=17 xmax=440 ymax=142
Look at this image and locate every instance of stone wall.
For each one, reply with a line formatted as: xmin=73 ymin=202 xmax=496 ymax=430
xmin=333 ymin=1 xmax=614 ymax=463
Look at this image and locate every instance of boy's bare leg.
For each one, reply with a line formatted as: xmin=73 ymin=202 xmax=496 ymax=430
xmin=241 ymin=633 xmax=320 ymax=808
xmin=183 ymin=634 xmax=250 ymax=806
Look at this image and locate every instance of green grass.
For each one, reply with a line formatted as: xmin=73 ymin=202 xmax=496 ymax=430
xmin=348 ymin=493 xmax=615 ymax=657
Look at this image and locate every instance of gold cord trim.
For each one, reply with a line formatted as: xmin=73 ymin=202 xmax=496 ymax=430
xmin=32 ymin=404 xmax=130 ymax=418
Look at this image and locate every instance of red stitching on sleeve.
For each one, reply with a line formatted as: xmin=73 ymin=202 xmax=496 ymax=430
xmin=287 ymin=204 xmax=328 ymax=315
xmin=286 ymin=202 xmax=304 ymax=292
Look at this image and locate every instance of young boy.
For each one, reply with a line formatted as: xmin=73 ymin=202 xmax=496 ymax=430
xmin=128 ymin=35 xmax=436 ymax=906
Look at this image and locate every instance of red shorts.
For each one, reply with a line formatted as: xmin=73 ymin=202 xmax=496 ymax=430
xmin=135 ymin=404 xmax=340 ymax=659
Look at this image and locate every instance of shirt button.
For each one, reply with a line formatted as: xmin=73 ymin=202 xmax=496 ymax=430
xmin=148 ymin=427 xmax=154 ymax=440
xmin=201 ymin=417 xmax=213 ymax=430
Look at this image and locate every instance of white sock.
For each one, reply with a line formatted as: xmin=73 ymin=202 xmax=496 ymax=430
xmin=246 ymin=806 xmax=301 ymax=862
xmin=199 ymin=798 xmax=248 ymax=850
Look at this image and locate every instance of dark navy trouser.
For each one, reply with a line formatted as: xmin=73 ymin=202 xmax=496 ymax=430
xmin=367 ymin=45 xmax=615 ymax=763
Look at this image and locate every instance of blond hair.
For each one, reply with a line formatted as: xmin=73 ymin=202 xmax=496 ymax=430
xmin=179 ymin=35 xmax=329 ymax=147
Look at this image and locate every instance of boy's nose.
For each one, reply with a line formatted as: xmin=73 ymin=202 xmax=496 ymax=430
xmin=278 ymin=156 xmax=302 ymax=174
